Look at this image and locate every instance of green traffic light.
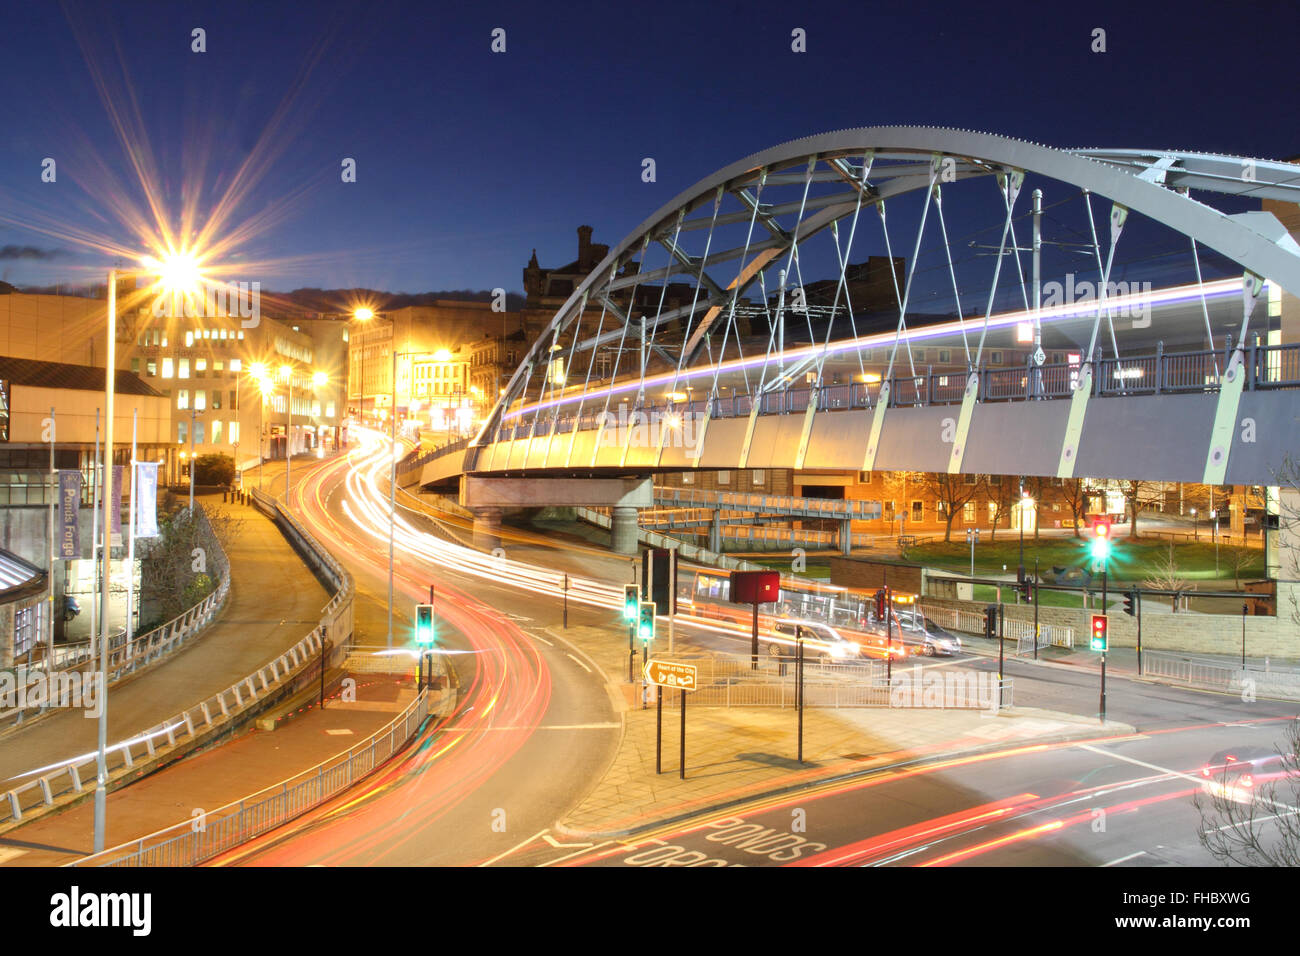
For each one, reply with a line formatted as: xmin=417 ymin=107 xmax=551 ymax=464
xmin=637 ymin=603 xmax=655 ymax=642
xmin=1090 ymin=536 xmax=1111 ymax=560
xmin=415 ymin=603 xmax=435 ymax=646
xmin=623 ymin=586 xmax=639 ymax=622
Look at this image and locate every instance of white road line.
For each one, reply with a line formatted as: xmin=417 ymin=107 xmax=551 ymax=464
xmin=531 ymin=633 xmax=553 ymax=646
xmin=539 ymin=840 xmax=614 ymax=867
xmin=1076 ymin=743 xmax=1204 ymax=785
xmin=479 ymin=829 xmax=549 ymax=867
xmin=1103 ymin=850 xmax=1148 ymax=866
xmin=566 ymin=653 xmax=592 ymax=673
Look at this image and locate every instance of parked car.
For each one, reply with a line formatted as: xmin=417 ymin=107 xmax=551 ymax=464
xmin=888 ymin=608 xmax=962 ymax=656
xmin=1200 ymin=747 xmax=1288 ymax=804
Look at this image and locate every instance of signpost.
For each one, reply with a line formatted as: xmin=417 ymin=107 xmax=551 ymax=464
xmin=645 ymin=659 xmax=696 ymax=779
xmin=730 ymin=570 xmax=780 ymax=670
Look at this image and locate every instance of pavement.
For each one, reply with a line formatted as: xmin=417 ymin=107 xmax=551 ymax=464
xmin=0 ymin=491 xmax=329 ymax=791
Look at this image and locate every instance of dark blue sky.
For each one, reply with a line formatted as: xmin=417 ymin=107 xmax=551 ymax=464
xmin=1 ymin=0 xmax=1296 ymax=296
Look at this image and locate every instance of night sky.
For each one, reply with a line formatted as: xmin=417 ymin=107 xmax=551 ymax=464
xmin=1 ymin=0 xmax=1296 ymax=297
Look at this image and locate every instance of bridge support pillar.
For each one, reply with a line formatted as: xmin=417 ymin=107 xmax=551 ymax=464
xmin=839 ymin=518 xmax=853 ymax=556
xmin=472 ymin=507 xmax=503 ymax=552
xmin=708 ymin=509 xmax=722 ymax=553
xmin=611 ymin=506 xmax=640 ymax=555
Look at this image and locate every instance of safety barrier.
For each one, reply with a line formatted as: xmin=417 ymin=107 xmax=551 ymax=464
xmin=0 ymin=506 xmax=232 ymax=734
xmin=1141 ymin=650 xmax=1300 ymax=700
xmin=576 ymin=506 xmax=764 ymax=572
xmin=0 ymin=493 xmax=355 ymax=832
xmin=70 ymin=686 xmax=432 ymax=867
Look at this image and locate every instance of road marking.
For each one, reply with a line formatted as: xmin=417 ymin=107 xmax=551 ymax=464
xmin=531 ymin=633 xmax=553 ymax=646
xmin=542 ymin=833 xmax=593 ymax=849
xmin=324 ymin=729 xmax=354 ymax=736
xmin=480 ymin=829 xmax=549 ymax=867
xmin=566 ymin=653 xmax=592 ymax=673
xmin=1103 ymin=850 xmax=1148 ymax=866
xmin=437 ymin=723 xmax=619 ymax=732
xmin=1076 ymin=743 xmax=1204 ymax=785
xmin=539 ymin=840 xmax=614 ymax=867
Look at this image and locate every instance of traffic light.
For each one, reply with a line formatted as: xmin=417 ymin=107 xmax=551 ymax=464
xmin=623 ymin=584 xmax=639 ymax=622
xmin=1089 ymin=612 xmax=1108 ymax=651
xmin=1090 ymin=519 xmax=1111 ymax=561
xmin=874 ymin=588 xmax=887 ymax=620
xmin=637 ymin=601 xmax=655 ymax=643
xmin=414 ymin=603 xmax=435 ymax=646
xmin=1122 ymin=588 xmax=1137 ymax=617
xmin=984 ymin=604 xmax=998 ymax=640
xmin=1019 ymin=578 xmax=1033 ymax=603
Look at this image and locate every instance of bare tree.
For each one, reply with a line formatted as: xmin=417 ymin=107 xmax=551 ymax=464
xmin=1059 ymin=478 xmax=1089 ymax=539
xmin=1022 ymin=475 xmax=1054 ymax=542
xmin=917 ymin=473 xmax=986 ymax=543
xmin=1143 ymin=542 xmax=1190 ymax=612
xmin=985 ymin=476 xmax=1018 ymax=543
xmin=1123 ymin=479 xmax=1164 ymax=539
xmin=1196 ymin=720 xmax=1300 ymax=866
xmin=1222 ymin=544 xmax=1258 ymax=590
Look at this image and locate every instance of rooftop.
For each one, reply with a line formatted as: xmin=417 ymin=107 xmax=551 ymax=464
xmin=0 ymin=356 xmax=163 ymax=398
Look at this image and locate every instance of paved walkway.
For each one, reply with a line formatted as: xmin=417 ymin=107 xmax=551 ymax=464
xmin=0 ymin=493 xmax=329 ymax=789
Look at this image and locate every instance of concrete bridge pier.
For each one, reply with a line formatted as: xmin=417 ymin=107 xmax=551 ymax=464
xmin=839 ymin=518 xmax=853 ymax=556
xmin=708 ymin=509 xmax=723 ymax=553
xmin=471 ymin=506 xmax=503 ymax=552
xmin=460 ymin=475 xmax=652 ymax=557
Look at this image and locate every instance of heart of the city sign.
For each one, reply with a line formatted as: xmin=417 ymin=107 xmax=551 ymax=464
xmin=643 ymin=660 xmax=698 ymax=692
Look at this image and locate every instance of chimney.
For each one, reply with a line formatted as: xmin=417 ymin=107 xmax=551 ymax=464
xmin=577 ymin=225 xmax=594 ymax=272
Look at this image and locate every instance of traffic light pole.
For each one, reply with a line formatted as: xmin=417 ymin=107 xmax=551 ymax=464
xmin=1136 ymin=589 xmax=1143 ymax=676
xmin=885 ymin=586 xmax=893 ymax=684
xmin=1032 ymin=557 xmax=1040 ymax=661
xmin=796 ymin=637 xmax=805 ymax=764
xmin=997 ymin=602 xmax=1004 ymax=680
xmin=655 ymin=684 xmax=662 ymax=774
xmin=1100 ymin=564 xmax=1108 ymax=724
xmin=679 ymin=688 xmax=686 ymax=781
xmin=751 ymin=600 xmax=759 ymax=671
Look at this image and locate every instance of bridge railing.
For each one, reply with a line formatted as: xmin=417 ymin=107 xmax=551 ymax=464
xmin=457 ymin=340 xmax=1300 ymax=462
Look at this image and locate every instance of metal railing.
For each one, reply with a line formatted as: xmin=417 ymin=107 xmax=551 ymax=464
xmin=915 ymin=603 xmax=1075 ymax=649
xmin=1141 ymin=650 xmax=1300 ymax=700
xmin=653 ymin=486 xmax=881 ymax=520
xmin=0 ymin=493 xmax=355 ymax=831
xmin=465 ymin=341 xmax=1300 ymax=455
xmin=575 ymin=506 xmax=765 ymax=571
xmin=0 ymin=506 xmax=232 ymax=734
xmin=70 ymin=687 xmax=432 ymax=867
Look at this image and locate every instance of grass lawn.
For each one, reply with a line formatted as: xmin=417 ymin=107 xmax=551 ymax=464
xmin=906 ymin=536 xmax=1263 ymax=585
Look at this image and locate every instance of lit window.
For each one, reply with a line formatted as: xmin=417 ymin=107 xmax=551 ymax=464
xmin=326 ymin=403 xmax=335 ymax=418
xmin=196 ymin=357 xmax=207 ymax=372
xmin=229 ymin=421 xmax=240 ymax=443
xmin=214 ymin=360 xmax=224 ymax=372
xmin=179 ymin=358 xmax=190 ymax=379
xmin=194 ymin=421 xmax=204 ymax=444
xmin=211 ymin=420 xmax=222 ymax=442
xmin=146 ymin=359 xmax=157 ymax=377
xmin=237 ymin=331 xmax=244 ymax=340
xmin=178 ymin=420 xmax=188 ymax=444
xmin=230 ymin=358 xmax=242 ymax=372
xmin=752 ymin=469 xmax=766 ymax=486
xmin=195 ymin=390 xmax=206 ymax=410
xmin=185 ymin=330 xmax=194 ymax=347
xmin=177 ymin=389 xmax=189 ymax=410
xmin=162 ymin=357 xmax=174 ymax=378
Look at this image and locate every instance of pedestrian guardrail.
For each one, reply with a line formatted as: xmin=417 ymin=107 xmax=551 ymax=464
xmin=69 ymin=686 xmax=432 ymax=867
xmin=1141 ymin=650 xmax=1300 ymax=700
xmin=0 ymin=506 xmax=232 ymax=734
xmin=0 ymin=493 xmax=355 ymax=833
xmin=655 ymin=666 xmax=1012 ymax=709
xmin=576 ymin=506 xmax=765 ymax=571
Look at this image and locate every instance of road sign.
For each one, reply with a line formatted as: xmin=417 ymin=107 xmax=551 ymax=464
xmin=643 ymin=659 xmax=698 ymax=692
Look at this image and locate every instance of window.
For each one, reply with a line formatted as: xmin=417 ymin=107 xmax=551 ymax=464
xmin=914 ymin=349 xmax=925 ymax=361
xmin=682 ymin=472 xmax=694 ymax=484
xmin=911 ymin=500 xmax=923 ymax=522
xmin=229 ymin=421 xmax=240 ymax=443
xmin=211 ymin=390 xmax=221 ymax=410
xmin=883 ymin=500 xmax=896 ymax=520
xmin=989 ymin=475 xmax=1001 ymax=486
xmin=194 ymin=421 xmax=205 ymax=444
xmin=859 ymin=471 xmax=872 ymax=484
xmin=146 ymin=359 xmax=157 ymax=377
xmin=326 ymin=402 xmax=335 ymax=418
xmin=130 ymin=358 xmax=140 ymax=374
xmin=185 ymin=331 xmax=194 ymax=347
xmin=988 ymin=501 xmax=998 ymax=521
xmin=964 ymin=473 xmax=978 ymax=485
xmin=14 ymin=604 xmax=41 ymax=660
xmin=196 ymin=358 xmax=207 ymax=373
xmin=230 ymin=358 xmax=241 ymax=372
xmin=214 ymin=360 xmax=224 ymax=372
xmin=752 ymin=469 xmax=766 ymax=487
xmin=990 ymin=351 xmax=1004 ymax=364
xmin=229 ymin=390 xmax=237 ymax=410
xmin=963 ymin=501 xmax=976 ymax=523
xmin=162 ymin=357 xmax=174 ymax=378
xmin=177 ymin=389 xmax=189 ymax=410
xmin=179 ymin=358 xmax=190 ymax=379
xmin=716 ymin=470 xmax=731 ymax=486
xmin=178 ymin=420 xmax=188 ymax=444
xmin=195 ymin=390 xmax=206 ymax=410
xmin=211 ymin=420 xmax=222 ymax=443
xmin=938 ymin=349 xmax=951 ymax=364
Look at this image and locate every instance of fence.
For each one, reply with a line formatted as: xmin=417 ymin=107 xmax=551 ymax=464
xmin=1141 ymin=650 xmax=1300 ymax=700
xmin=0 ymin=492 xmax=355 ymax=832
xmin=0 ymin=506 xmax=232 ymax=734
xmin=916 ymin=602 xmax=1075 ymax=650
xmin=576 ymin=506 xmax=765 ymax=572
xmin=70 ymin=687 xmax=432 ymax=867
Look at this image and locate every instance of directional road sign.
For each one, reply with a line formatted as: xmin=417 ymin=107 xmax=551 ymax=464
xmin=643 ymin=659 xmax=698 ymax=692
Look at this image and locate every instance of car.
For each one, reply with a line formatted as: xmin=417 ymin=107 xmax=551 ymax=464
xmin=1200 ymin=747 xmax=1288 ymax=804
xmin=765 ymin=620 xmax=862 ymax=664
xmin=890 ymin=609 xmax=962 ymax=657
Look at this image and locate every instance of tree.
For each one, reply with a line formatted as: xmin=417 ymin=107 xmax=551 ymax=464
xmin=1196 ymin=719 xmax=1300 ymax=865
xmin=1059 ymin=478 xmax=1089 ymax=539
xmin=985 ymin=476 xmax=1018 ymax=543
xmin=1222 ymin=544 xmax=1258 ymax=589
xmin=918 ymin=473 xmax=986 ymax=542
xmin=137 ymin=505 xmax=242 ymax=629
xmin=193 ymin=453 xmax=235 ymax=487
xmin=1143 ymin=542 xmax=1190 ymax=612
xmin=1022 ymin=475 xmax=1054 ymax=542
xmin=1122 ymin=479 xmax=1163 ymax=539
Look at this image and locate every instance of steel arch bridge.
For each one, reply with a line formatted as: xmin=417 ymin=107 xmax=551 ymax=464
xmin=417 ymin=127 xmax=1300 ymax=492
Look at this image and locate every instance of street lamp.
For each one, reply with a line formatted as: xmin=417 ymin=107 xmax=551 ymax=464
xmin=966 ymin=527 xmax=980 ymax=581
